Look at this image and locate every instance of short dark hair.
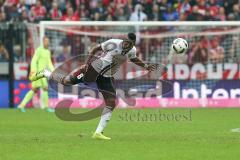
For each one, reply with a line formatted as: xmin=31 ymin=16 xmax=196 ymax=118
xmin=127 ymin=33 xmax=136 ymax=43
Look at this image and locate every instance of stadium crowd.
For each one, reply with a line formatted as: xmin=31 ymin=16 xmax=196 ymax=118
xmin=0 ymin=0 xmax=239 ymax=22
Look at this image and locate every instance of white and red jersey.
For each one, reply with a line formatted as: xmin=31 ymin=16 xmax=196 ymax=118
xmin=61 ymin=14 xmax=79 ymax=21
xmin=50 ymin=8 xmax=62 ymax=20
xmin=209 ymin=5 xmax=219 ymax=17
xmin=30 ymin=5 xmax=46 ymax=18
xmin=4 ymin=0 xmax=18 ymax=6
xmin=91 ymin=39 xmax=137 ymax=77
xmin=114 ymin=0 xmax=128 ymax=5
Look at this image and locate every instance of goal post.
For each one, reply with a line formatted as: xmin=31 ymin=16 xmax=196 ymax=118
xmin=38 ymin=21 xmax=240 ymax=64
xmin=39 ymin=21 xmax=240 ymax=42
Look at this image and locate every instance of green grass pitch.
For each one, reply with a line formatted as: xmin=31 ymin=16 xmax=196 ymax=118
xmin=0 ymin=108 xmax=240 ymax=160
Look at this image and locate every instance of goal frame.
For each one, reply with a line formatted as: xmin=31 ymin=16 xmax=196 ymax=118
xmin=39 ymin=21 xmax=240 ymax=46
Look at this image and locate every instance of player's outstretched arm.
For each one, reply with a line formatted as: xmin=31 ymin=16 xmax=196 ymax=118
xmin=130 ymin=57 xmax=156 ymax=72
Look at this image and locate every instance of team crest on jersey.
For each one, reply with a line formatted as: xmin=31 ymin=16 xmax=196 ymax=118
xmin=104 ymin=42 xmax=117 ymax=52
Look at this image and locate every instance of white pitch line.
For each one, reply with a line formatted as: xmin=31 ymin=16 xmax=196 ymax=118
xmin=230 ymin=128 xmax=240 ymax=133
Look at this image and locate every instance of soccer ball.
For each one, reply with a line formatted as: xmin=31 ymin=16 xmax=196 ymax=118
xmin=171 ymin=38 xmax=188 ymax=54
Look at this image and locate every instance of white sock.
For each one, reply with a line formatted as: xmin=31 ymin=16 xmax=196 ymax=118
xmin=44 ymin=69 xmax=52 ymax=79
xmin=43 ymin=69 xmax=52 ymax=79
xmin=95 ymin=106 xmax=112 ymax=133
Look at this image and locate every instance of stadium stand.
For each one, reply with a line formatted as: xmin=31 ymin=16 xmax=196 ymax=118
xmin=0 ymin=0 xmax=239 ymax=23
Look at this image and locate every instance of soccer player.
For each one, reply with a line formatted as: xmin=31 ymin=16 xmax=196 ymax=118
xmin=17 ymin=37 xmax=55 ymax=113
xmin=31 ymin=33 xmax=155 ymax=139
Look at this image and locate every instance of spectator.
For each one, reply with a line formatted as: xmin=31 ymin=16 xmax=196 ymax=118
xmin=227 ymin=13 xmax=235 ymax=20
xmin=74 ymin=5 xmax=85 ymax=20
xmin=44 ymin=11 xmax=51 ymax=20
xmin=179 ymin=13 xmax=186 ymax=21
xmin=157 ymin=0 xmax=168 ymax=20
xmin=26 ymin=37 xmax=34 ymax=62
xmin=232 ymin=4 xmax=240 ymax=20
xmin=178 ymin=0 xmax=191 ymax=16
xmin=70 ymin=36 xmax=84 ymax=56
xmin=103 ymin=3 xmax=115 ymax=18
xmin=0 ymin=0 xmax=3 ymax=12
xmin=89 ymin=0 xmax=104 ymax=19
xmin=20 ymin=9 xmax=28 ymax=22
xmin=79 ymin=10 xmax=89 ymax=21
xmin=115 ymin=7 xmax=128 ymax=21
xmin=17 ymin=0 xmax=29 ymax=15
xmin=65 ymin=1 xmax=72 ymax=11
xmin=93 ymin=12 xmax=100 ymax=21
xmin=197 ymin=0 xmax=207 ymax=16
xmin=162 ymin=4 xmax=179 ymax=21
xmin=189 ymin=37 xmax=208 ymax=64
xmin=149 ymin=3 xmax=160 ymax=21
xmin=204 ymin=10 xmax=213 ymax=21
xmin=0 ymin=10 xmax=6 ymax=21
xmin=102 ymin=0 xmax=111 ymax=8
xmin=42 ymin=0 xmax=52 ymax=12
xmin=209 ymin=37 xmax=225 ymax=63
xmin=217 ymin=7 xmax=226 ymax=21
xmin=187 ymin=5 xmax=203 ymax=21
xmin=61 ymin=7 xmax=79 ymax=21
xmin=129 ymin=4 xmax=147 ymax=21
xmin=55 ymin=0 xmax=66 ymax=13
xmin=223 ymin=0 xmax=238 ymax=16
xmin=49 ymin=2 xmax=62 ymax=20
xmin=74 ymin=0 xmax=89 ymax=10
xmin=56 ymin=45 xmax=70 ymax=62
xmin=114 ymin=0 xmax=128 ymax=8
xmin=4 ymin=0 xmax=18 ymax=7
xmin=7 ymin=4 xmax=19 ymax=21
xmin=0 ymin=42 xmax=9 ymax=61
xmin=229 ymin=36 xmax=239 ymax=62
xmin=144 ymin=0 xmax=153 ymax=19
xmin=216 ymin=0 xmax=224 ymax=7
xmin=29 ymin=0 xmax=47 ymax=22
xmin=14 ymin=45 xmax=22 ymax=62
xmin=105 ymin=13 xmax=114 ymax=21
xmin=208 ymin=0 xmax=219 ymax=18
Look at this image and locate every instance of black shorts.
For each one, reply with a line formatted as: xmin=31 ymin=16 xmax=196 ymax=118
xmin=71 ymin=65 xmax=116 ymax=99
xmin=96 ymin=74 xmax=116 ymax=100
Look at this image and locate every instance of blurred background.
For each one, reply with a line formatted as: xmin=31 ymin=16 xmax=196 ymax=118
xmin=0 ymin=0 xmax=240 ymax=108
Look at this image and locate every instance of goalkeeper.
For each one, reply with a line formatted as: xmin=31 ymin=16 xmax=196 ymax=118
xmin=17 ymin=37 xmax=55 ymax=113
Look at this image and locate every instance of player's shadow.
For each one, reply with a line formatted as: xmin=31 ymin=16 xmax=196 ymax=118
xmin=55 ymin=99 xmax=105 ymax=121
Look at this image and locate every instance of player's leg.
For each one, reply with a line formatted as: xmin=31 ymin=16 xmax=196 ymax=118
xmin=40 ymin=77 xmax=55 ymax=112
xmin=53 ymin=64 xmax=99 ymax=85
xmin=18 ymin=87 xmax=38 ymax=112
xmin=93 ymin=76 xmax=116 ymax=140
xmin=31 ymin=64 xmax=90 ymax=85
xmin=41 ymin=87 xmax=55 ymax=113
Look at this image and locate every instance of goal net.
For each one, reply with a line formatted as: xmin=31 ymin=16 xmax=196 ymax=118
xmin=27 ymin=21 xmax=240 ymax=108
